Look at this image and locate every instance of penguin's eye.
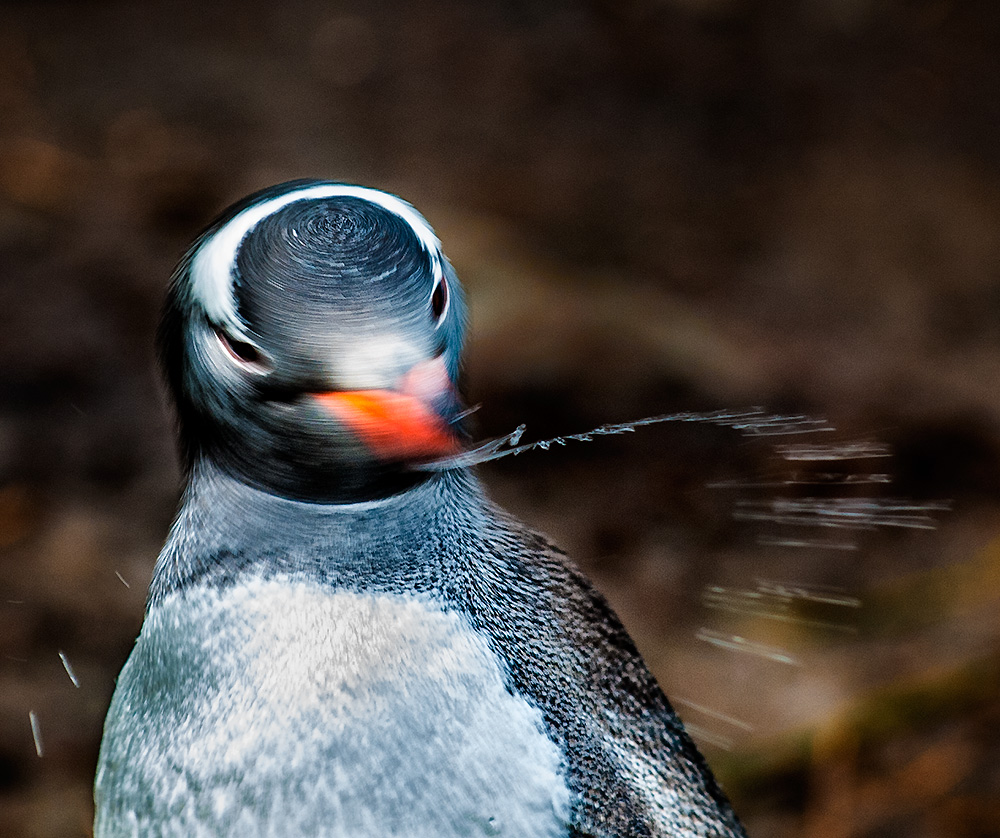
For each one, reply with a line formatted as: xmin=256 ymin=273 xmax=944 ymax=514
xmin=430 ymin=276 xmax=449 ymax=325
xmin=214 ymin=327 xmax=270 ymax=373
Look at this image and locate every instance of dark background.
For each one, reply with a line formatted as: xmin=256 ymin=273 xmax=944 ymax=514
xmin=2 ymin=1 xmax=1000 ymax=835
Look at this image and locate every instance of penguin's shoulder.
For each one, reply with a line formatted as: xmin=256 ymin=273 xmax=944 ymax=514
xmin=460 ymin=510 xmax=746 ymax=838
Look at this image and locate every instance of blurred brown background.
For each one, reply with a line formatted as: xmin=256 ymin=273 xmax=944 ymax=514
xmin=2 ymin=1 xmax=1000 ymax=836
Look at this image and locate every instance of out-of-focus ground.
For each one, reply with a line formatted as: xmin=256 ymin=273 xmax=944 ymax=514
xmin=2 ymin=1 xmax=1000 ymax=835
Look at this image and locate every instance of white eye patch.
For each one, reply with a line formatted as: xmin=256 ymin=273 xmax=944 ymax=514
xmin=189 ymin=183 xmax=444 ymax=336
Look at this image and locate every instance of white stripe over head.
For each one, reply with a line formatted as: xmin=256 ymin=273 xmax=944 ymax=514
xmin=189 ymin=183 xmax=444 ymax=333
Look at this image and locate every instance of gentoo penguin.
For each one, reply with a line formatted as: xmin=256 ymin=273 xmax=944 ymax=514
xmin=94 ymin=180 xmax=747 ymax=838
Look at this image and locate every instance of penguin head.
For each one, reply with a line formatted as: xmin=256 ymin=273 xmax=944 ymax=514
xmin=159 ymin=180 xmax=467 ymax=502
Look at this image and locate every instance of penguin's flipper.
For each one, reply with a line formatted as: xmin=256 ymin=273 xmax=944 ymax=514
xmin=464 ymin=522 xmax=747 ymax=838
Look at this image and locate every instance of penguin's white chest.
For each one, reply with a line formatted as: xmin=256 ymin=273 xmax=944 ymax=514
xmin=95 ymin=578 xmax=571 ymax=838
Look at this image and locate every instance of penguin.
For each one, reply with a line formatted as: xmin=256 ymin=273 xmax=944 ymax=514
xmin=93 ymin=180 xmax=747 ymax=838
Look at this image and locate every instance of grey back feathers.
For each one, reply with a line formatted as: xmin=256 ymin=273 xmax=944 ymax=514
xmin=95 ymin=182 xmax=746 ymax=837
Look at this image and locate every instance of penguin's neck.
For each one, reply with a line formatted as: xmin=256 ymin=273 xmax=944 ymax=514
xmin=147 ymin=458 xmax=491 ymax=605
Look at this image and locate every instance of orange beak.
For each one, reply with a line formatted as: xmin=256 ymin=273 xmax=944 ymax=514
xmin=310 ymin=358 xmax=459 ymax=461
